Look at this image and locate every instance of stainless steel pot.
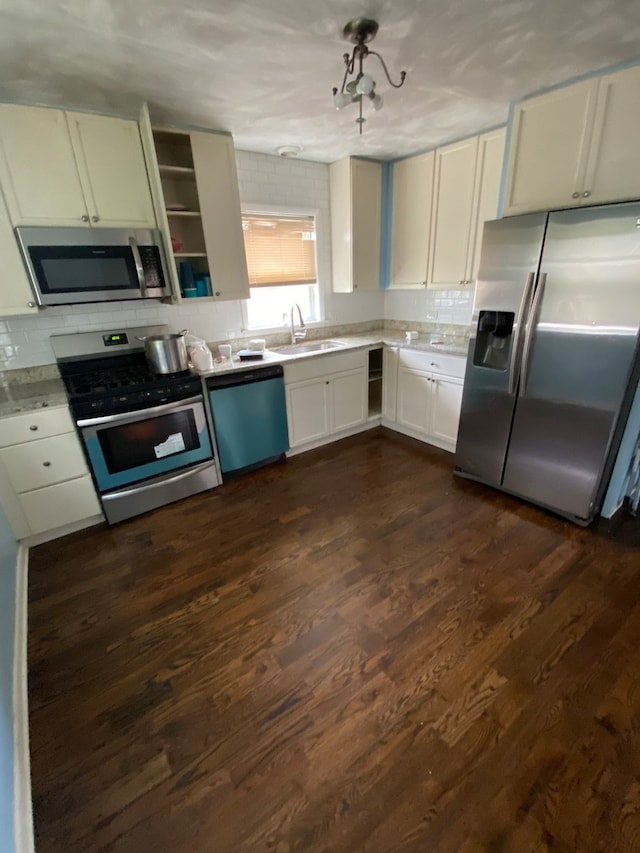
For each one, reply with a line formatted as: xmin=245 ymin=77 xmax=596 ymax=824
xmin=136 ymin=329 xmax=189 ymax=374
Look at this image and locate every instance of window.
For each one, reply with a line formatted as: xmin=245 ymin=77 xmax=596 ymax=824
xmin=242 ymin=211 xmax=322 ymax=329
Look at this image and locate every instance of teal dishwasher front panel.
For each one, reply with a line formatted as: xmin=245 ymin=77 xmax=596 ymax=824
xmin=209 ymin=376 xmax=289 ymax=474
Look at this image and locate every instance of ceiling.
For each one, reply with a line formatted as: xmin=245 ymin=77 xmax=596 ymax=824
xmin=1 ymin=0 xmax=640 ymax=163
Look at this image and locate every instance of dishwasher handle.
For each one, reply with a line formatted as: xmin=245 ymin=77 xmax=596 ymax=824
xmin=206 ymin=363 xmax=284 ymax=390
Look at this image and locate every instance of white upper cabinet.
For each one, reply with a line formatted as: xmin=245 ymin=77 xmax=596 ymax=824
xmin=190 ymin=131 xmax=250 ymax=301
xmin=66 ymin=111 xmax=156 ymax=227
xmin=0 ymin=184 xmax=38 ymax=315
xmin=504 ymin=64 xmax=640 ymax=214
xmin=468 ymin=128 xmax=508 ymax=281
xmin=0 ymin=105 xmax=88 ymax=225
xmin=0 ymin=104 xmax=156 ymax=228
xmin=330 ymin=157 xmax=381 ymax=292
xmin=428 ymin=127 xmax=506 ymax=288
xmin=428 ymin=137 xmax=479 ymax=288
xmin=389 ymin=151 xmax=435 ymax=288
xmin=583 ymin=65 xmax=640 ymax=205
xmin=139 ymin=105 xmax=249 ymax=302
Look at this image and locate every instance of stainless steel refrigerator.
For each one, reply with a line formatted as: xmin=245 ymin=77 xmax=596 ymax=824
xmin=455 ymin=202 xmax=640 ymax=524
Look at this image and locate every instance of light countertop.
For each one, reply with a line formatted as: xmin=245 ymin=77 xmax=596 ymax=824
xmin=0 ymin=333 xmax=468 ymax=415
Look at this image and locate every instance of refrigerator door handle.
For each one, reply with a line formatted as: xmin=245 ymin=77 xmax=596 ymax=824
xmin=519 ymin=272 xmax=547 ymax=397
xmin=508 ymin=271 xmax=536 ymax=396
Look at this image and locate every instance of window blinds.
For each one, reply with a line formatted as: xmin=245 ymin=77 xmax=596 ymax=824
xmin=242 ymin=214 xmax=317 ymax=287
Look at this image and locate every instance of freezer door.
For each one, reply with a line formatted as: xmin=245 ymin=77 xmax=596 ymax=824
xmin=502 ymin=203 xmax=640 ymax=520
xmin=455 ymin=213 xmax=547 ymax=484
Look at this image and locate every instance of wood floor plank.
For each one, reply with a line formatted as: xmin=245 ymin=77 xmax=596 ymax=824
xmin=27 ymin=427 xmax=640 ymax=852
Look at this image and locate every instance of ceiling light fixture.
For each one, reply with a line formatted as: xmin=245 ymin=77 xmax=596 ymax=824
xmin=276 ymin=145 xmax=303 ymax=158
xmin=332 ymin=17 xmax=407 ymax=135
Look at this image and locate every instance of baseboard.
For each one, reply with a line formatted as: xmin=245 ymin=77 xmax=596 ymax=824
xmin=13 ymin=543 xmax=34 ymax=853
xmin=23 ymin=513 xmax=104 ymax=548
xmin=285 ymin=420 xmax=377 ymax=457
xmin=382 ymin=420 xmax=456 ymax=454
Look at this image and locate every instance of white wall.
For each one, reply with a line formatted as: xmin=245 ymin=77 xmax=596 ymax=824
xmin=384 ymin=288 xmax=474 ymax=326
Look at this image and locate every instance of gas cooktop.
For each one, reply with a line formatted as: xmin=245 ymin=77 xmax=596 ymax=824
xmin=52 ymin=325 xmax=203 ymax=419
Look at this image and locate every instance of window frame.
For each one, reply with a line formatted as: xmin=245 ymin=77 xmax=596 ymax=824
xmin=239 ymin=203 xmax=325 ymax=334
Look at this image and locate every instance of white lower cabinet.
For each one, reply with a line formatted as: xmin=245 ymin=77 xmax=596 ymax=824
xmin=0 ymin=405 xmax=102 ymax=540
xmin=284 ymin=351 xmax=368 ymax=451
xmin=286 ymin=379 xmax=331 ymax=447
xmin=392 ymin=349 xmax=466 ymax=452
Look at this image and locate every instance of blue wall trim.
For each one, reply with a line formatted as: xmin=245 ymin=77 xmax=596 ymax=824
xmin=0 ymin=504 xmax=18 ymax=853
xmin=379 ymin=162 xmax=393 ymax=289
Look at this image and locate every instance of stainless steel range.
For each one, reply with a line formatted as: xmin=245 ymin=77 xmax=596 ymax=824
xmin=52 ymin=325 xmax=219 ymax=524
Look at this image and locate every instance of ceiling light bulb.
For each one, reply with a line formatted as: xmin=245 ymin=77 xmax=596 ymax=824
xmin=333 ymin=92 xmax=350 ymax=109
xmin=370 ymin=92 xmax=384 ymax=111
xmin=356 ymin=73 xmax=374 ymax=95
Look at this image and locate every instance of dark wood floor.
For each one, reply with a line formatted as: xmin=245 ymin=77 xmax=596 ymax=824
xmin=28 ymin=427 xmax=640 ymax=852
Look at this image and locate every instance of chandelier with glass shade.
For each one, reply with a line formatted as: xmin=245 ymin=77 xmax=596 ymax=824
xmin=332 ymin=18 xmax=407 ymax=134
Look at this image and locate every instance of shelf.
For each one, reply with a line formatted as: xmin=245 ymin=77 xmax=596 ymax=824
xmin=166 ymin=210 xmax=201 ymax=218
xmin=369 ymin=371 xmax=383 ymax=382
xmin=159 ymin=164 xmax=196 ymax=180
xmin=173 ymin=252 xmax=207 ymax=258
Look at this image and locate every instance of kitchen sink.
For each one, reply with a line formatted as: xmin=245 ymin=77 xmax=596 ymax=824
xmin=274 ymin=340 xmax=346 ymax=355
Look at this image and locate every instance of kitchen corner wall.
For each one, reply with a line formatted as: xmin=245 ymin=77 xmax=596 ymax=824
xmin=0 ymin=151 xmax=470 ymax=370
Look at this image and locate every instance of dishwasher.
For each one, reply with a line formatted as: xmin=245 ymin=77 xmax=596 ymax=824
xmin=206 ymin=364 xmax=289 ymax=480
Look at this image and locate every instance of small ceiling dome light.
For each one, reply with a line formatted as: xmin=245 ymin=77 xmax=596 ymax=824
xmin=275 ymin=145 xmax=303 ymax=158
xmin=331 ymin=17 xmax=407 ymax=135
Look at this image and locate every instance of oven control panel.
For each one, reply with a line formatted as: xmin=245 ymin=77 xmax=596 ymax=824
xmin=102 ymin=332 xmax=129 ymax=347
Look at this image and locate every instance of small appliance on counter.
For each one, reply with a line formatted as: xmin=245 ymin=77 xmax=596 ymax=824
xmin=52 ymin=325 xmax=219 ymax=524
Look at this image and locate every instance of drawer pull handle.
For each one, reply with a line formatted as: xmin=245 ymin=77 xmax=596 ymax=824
xmin=43 ymin=461 xmax=51 ymax=467
xmin=29 ymin=425 xmax=38 ymax=431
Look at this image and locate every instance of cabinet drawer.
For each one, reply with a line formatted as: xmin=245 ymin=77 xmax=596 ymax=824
xmin=0 ymin=406 xmax=75 ymax=447
xmin=399 ymin=349 xmax=467 ymax=379
xmin=20 ymin=475 xmax=101 ymax=535
xmin=283 ymin=349 xmax=367 ymax=384
xmin=0 ymin=433 xmax=89 ymax=492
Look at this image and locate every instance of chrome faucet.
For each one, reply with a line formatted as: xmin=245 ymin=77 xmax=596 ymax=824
xmin=290 ymin=303 xmax=306 ymax=345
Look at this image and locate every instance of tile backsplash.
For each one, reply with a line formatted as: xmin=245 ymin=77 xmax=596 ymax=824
xmin=0 ymin=149 xmax=472 ymax=370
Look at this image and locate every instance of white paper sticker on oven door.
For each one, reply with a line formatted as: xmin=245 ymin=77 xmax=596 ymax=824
xmin=154 ymin=432 xmax=186 ymax=459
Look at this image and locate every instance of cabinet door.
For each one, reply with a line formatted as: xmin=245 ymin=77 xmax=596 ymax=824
xmin=503 ymin=80 xmax=598 ymax=215
xmin=468 ymin=128 xmax=506 ymax=283
xmin=390 ymin=152 xmax=434 ymax=288
xmin=583 ymin=65 xmax=640 ymax=206
xmin=0 ymin=105 xmax=87 ymax=226
xmin=190 ymin=131 xmax=250 ymax=300
xmin=286 ymin=379 xmax=330 ymax=447
xmin=351 ymin=159 xmax=381 ymax=290
xmin=20 ymin=475 xmax=101 ymax=536
xmin=428 ymin=137 xmax=478 ymax=287
xmin=396 ymin=367 xmax=431 ymax=434
xmin=0 ymin=433 xmax=89 ymax=493
xmin=67 ymin=112 xmax=156 ymax=228
xmin=429 ymin=374 xmax=463 ymax=447
xmin=331 ymin=368 xmax=367 ymax=433
xmin=0 ymin=185 xmax=38 ymax=315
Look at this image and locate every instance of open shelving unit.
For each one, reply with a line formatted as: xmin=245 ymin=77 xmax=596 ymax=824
xmin=152 ymin=127 xmax=212 ymax=299
xmin=368 ymin=348 xmax=383 ymax=418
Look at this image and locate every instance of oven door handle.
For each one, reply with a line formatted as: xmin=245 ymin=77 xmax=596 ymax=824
xmin=77 ymin=394 xmax=203 ymax=428
xmin=129 ymin=236 xmax=147 ymax=297
xmin=101 ymin=461 xmax=216 ymax=502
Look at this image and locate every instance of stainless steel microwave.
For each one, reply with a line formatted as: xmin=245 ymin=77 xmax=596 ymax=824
xmin=15 ymin=226 xmax=171 ymax=306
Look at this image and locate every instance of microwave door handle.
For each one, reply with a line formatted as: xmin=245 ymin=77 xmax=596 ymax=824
xmin=519 ymin=272 xmax=547 ymax=397
xmin=129 ymin=237 xmax=147 ymax=296
xmin=508 ymin=271 xmax=536 ymax=396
